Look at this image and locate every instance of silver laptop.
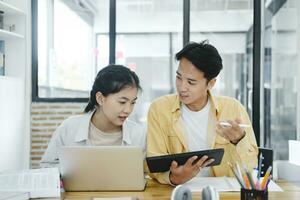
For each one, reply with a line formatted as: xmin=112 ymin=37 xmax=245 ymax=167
xmin=59 ymin=146 xmax=146 ymax=191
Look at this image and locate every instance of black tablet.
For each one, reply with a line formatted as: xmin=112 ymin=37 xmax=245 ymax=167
xmin=146 ymin=148 xmax=224 ymax=173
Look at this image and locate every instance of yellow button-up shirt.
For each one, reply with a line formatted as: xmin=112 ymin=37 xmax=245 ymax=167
xmin=147 ymin=92 xmax=258 ymax=184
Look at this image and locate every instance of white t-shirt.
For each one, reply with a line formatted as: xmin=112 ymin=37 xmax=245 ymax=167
xmin=87 ymin=122 xmax=123 ymax=146
xmin=181 ymin=100 xmax=211 ymax=176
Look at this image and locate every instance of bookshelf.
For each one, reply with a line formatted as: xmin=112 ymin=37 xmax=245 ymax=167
xmin=0 ymin=0 xmax=27 ymax=77
xmin=0 ymin=28 xmax=24 ymax=39
xmin=0 ymin=0 xmax=26 ymax=15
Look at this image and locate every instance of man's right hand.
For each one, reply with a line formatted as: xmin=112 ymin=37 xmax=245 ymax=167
xmin=169 ymin=155 xmax=214 ymax=185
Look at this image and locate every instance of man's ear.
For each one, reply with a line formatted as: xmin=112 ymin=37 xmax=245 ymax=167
xmin=208 ymin=78 xmax=217 ymax=90
xmin=95 ymin=91 xmax=105 ymax=106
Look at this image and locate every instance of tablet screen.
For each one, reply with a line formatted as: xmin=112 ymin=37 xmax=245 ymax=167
xmin=146 ymin=148 xmax=224 ymax=173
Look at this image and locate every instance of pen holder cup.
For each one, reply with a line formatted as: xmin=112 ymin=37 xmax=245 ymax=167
xmin=241 ymin=188 xmax=268 ymax=200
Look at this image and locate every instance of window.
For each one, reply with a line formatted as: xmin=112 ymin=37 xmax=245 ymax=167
xmin=35 ymin=0 xmax=109 ymax=99
xmin=190 ymin=0 xmax=253 ymax=108
xmin=33 ymin=0 xmax=270 ymax=149
xmin=115 ymin=0 xmax=183 ymax=122
xmin=262 ymin=0 xmax=299 ymax=159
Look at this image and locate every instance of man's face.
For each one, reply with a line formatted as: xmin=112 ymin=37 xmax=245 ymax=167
xmin=175 ymin=57 xmax=216 ymax=111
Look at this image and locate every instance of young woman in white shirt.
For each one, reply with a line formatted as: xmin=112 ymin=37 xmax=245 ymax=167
xmin=41 ymin=64 xmax=145 ymax=166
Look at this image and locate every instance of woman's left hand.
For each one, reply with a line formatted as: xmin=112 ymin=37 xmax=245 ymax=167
xmin=216 ymin=118 xmax=246 ymax=145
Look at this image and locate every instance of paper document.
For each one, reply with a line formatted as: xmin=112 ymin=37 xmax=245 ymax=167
xmin=0 ymin=168 xmax=60 ymax=198
xmin=183 ymin=177 xmax=283 ymax=192
xmin=93 ymin=197 xmax=138 ymax=200
xmin=267 ymin=180 xmax=283 ymax=192
xmin=0 ymin=192 xmax=29 ymax=200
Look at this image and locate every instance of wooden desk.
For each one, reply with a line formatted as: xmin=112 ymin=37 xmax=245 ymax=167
xmin=62 ymin=179 xmax=300 ymax=200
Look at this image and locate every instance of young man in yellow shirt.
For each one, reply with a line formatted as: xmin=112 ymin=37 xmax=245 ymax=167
xmin=147 ymin=41 xmax=258 ymax=185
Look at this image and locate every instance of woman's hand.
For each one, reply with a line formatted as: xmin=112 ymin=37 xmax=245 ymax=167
xmin=216 ymin=118 xmax=246 ymax=145
xmin=169 ymin=155 xmax=214 ymax=185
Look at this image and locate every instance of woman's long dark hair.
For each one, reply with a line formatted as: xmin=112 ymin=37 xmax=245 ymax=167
xmin=84 ymin=64 xmax=141 ymax=113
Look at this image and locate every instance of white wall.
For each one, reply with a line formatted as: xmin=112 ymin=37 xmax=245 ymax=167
xmin=0 ymin=0 xmax=31 ymax=171
xmin=0 ymin=77 xmax=26 ymax=171
xmin=25 ymin=0 xmax=32 ymax=169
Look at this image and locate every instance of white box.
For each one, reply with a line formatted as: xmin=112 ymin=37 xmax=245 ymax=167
xmin=289 ymin=140 xmax=300 ymax=166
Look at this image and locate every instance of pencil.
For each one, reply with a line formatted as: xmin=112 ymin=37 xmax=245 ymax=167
xmin=244 ymin=165 xmax=255 ymax=189
xmin=235 ymin=162 xmax=243 ymax=183
xmin=243 ymin=174 xmax=251 ymax=189
xmin=261 ymin=166 xmax=272 ymax=190
xmin=257 ymin=153 xmax=263 ymax=180
xmin=263 ymin=175 xmax=272 ymax=190
xmin=219 ymin=122 xmax=250 ymax=128
xmin=228 ymin=162 xmax=245 ymax=189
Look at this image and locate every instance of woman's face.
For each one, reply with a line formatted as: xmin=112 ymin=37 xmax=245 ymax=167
xmin=97 ymin=86 xmax=138 ymax=126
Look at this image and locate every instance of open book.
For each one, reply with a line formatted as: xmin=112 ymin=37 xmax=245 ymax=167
xmin=0 ymin=168 xmax=60 ymax=198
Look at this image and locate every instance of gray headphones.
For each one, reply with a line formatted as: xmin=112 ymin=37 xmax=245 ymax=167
xmin=171 ymin=185 xmax=219 ymax=200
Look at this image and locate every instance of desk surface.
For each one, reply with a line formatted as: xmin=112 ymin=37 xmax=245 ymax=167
xmin=60 ymin=179 xmax=300 ymax=200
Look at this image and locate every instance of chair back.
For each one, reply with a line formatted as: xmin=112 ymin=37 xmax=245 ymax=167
xmin=258 ymin=147 xmax=273 ymax=177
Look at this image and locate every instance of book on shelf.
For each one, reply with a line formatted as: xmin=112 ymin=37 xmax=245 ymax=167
xmin=0 ymin=168 xmax=60 ymax=198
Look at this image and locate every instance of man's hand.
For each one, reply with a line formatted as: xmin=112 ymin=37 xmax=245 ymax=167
xmin=169 ymin=155 xmax=214 ymax=185
xmin=216 ymin=118 xmax=246 ymax=145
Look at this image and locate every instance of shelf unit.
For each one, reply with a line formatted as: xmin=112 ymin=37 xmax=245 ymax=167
xmin=0 ymin=0 xmax=27 ymax=77
xmin=0 ymin=0 xmax=30 ymax=171
xmin=0 ymin=0 xmax=26 ymax=15
xmin=0 ymin=28 xmax=23 ymax=39
xmin=0 ymin=0 xmax=26 ymax=40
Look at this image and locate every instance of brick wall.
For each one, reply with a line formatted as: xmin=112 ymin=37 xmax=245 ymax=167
xmin=31 ymin=102 xmax=86 ymax=168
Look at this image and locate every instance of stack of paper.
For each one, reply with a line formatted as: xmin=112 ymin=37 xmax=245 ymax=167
xmin=183 ymin=177 xmax=283 ymax=192
xmin=0 ymin=168 xmax=60 ymax=198
xmin=93 ymin=197 xmax=138 ymax=200
xmin=0 ymin=192 xmax=29 ymax=200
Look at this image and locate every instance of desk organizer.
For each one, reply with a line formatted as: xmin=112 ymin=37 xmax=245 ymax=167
xmin=240 ymin=188 xmax=268 ymax=200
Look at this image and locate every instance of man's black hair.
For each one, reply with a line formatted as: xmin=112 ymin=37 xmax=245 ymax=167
xmin=175 ymin=40 xmax=223 ymax=81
